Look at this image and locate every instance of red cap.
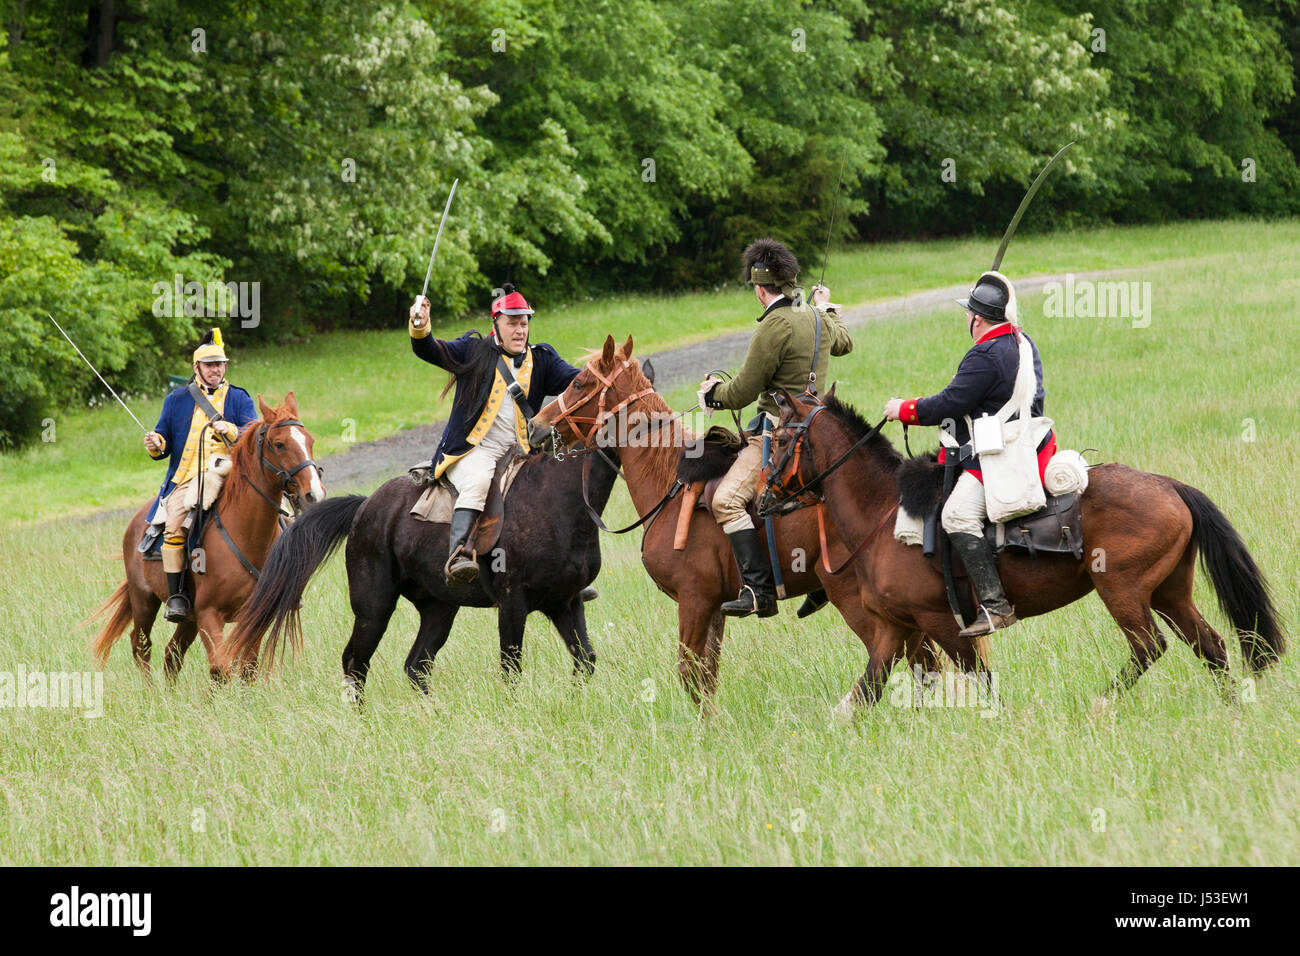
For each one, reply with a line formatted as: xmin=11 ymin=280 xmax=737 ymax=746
xmin=491 ymin=290 xmax=534 ymax=318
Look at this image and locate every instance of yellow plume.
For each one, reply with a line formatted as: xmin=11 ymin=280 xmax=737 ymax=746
xmin=212 ymin=328 xmax=224 ymax=349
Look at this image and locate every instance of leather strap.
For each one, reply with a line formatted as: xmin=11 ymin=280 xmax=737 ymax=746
xmin=496 ymin=353 xmax=537 ymax=421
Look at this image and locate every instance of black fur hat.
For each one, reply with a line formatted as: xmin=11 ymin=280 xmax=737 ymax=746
xmin=741 ymin=238 xmax=799 ymax=287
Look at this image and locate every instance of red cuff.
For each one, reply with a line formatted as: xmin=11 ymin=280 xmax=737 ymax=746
xmin=898 ymin=398 xmax=921 ymax=426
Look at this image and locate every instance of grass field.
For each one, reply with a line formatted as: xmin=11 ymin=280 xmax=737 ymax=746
xmin=1 ymin=219 xmax=1297 ymax=865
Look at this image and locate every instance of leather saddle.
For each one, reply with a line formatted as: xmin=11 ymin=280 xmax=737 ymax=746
xmin=409 ymin=446 xmax=528 ymax=555
xmin=672 ymin=425 xmax=759 ymax=550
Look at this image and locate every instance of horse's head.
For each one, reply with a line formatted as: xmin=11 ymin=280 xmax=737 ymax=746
xmin=756 ymin=385 xmax=834 ymax=517
xmin=252 ymin=391 xmax=325 ymax=510
xmin=529 ymin=334 xmax=657 ymax=450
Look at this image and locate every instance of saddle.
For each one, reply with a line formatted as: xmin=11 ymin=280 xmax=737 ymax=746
xmin=672 ymin=425 xmax=759 ymax=550
xmin=895 ymin=452 xmax=1085 ymax=568
xmin=409 ymin=446 xmax=529 ymax=555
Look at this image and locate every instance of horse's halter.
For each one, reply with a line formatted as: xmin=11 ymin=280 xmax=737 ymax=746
xmin=547 ymin=358 xmax=655 ymax=448
xmin=759 ymin=400 xmax=826 ymax=516
xmin=252 ymin=418 xmax=322 ymax=516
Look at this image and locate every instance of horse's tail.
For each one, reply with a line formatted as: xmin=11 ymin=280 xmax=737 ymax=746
xmin=1173 ymin=482 xmax=1286 ymax=671
xmin=227 ymin=494 xmax=366 ymax=673
xmin=89 ymin=581 xmax=134 ymax=668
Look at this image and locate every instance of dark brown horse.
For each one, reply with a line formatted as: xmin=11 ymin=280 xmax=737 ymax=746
xmin=529 ymin=335 xmax=964 ymax=707
xmin=91 ymin=393 xmax=323 ymax=684
xmin=763 ymin=388 xmax=1286 ymax=716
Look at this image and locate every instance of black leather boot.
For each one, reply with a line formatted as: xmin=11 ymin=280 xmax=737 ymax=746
xmin=164 ymin=571 xmax=192 ymax=623
xmin=720 ymin=528 xmax=777 ymax=618
xmin=445 ymin=507 xmax=482 ymax=586
xmin=949 ymin=532 xmax=1017 ymax=638
xmin=796 ymin=587 xmax=829 ymax=618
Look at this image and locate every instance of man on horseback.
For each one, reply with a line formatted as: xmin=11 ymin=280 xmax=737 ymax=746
xmin=698 ymin=238 xmax=853 ymax=617
xmin=883 ymin=271 xmax=1057 ymax=640
xmin=143 ymin=328 xmax=258 ymax=622
xmin=409 ymin=283 xmax=581 ymax=586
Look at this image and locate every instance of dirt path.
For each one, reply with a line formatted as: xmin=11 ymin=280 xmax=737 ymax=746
xmin=319 ymin=268 xmax=1136 ymax=494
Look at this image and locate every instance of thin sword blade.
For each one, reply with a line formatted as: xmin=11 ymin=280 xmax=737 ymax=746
xmin=817 ymin=153 xmax=848 ymax=290
xmin=46 ymin=313 xmax=147 ymax=432
xmin=421 ymin=178 xmax=460 ymax=300
xmin=991 ymin=142 xmax=1075 ymax=272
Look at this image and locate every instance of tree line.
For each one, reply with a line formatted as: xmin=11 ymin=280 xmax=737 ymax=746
xmin=1 ymin=0 xmax=1296 ymax=446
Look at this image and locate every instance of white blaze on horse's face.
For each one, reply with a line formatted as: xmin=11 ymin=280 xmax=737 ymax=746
xmin=289 ymin=425 xmax=325 ymax=502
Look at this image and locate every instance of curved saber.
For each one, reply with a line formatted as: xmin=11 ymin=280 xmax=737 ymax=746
xmin=816 ymin=152 xmax=848 ymax=291
xmin=47 ymin=313 xmax=147 ymax=432
xmin=421 ymin=178 xmax=460 ymax=300
xmin=991 ymin=142 xmax=1075 ymax=271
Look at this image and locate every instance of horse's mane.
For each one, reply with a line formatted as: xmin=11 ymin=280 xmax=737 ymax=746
xmin=581 ymin=353 xmax=691 ymax=495
xmin=220 ymin=409 xmax=288 ymax=511
xmin=820 ymin=394 xmax=903 ymax=471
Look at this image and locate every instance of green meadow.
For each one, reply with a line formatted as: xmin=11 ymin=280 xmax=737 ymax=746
xmin=0 ymin=219 xmax=1296 ymax=865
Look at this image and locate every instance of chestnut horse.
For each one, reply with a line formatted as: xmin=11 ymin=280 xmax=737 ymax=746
xmin=764 ymin=388 xmax=1286 ymax=716
xmin=91 ymin=393 xmax=324 ymax=684
xmin=529 ymin=335 xmax=965 ymax=706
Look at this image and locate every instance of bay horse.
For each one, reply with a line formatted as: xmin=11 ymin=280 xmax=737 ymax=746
xmin=224 ymin=443 xmax=619 ymax=699
xmin=764 ymin=388 xmax=1287 ymax=716
xmin=528 ymin=335 xmax=965 ymax=707
xmin=91 ymin=392 xmax=324 ymax=684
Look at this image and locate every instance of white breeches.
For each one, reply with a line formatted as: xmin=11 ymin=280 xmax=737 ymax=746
xmin=445 ymin=442 xmax=508 ymax=511
xmin=941 ymin=470 xmax=987 ymax=536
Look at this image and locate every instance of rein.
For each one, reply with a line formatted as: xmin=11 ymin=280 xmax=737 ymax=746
xmin=205 ymin=417 xmax=323 ymax=580
xmin=761 ymin=405 xmax=890 ymax=512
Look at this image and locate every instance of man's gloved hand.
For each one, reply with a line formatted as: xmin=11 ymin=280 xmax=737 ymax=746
xmin=144 ymin=431 xmax=164 ymax=455
xmin=697 ymin=375 xmax=723 ymax=417
xmin=213 ymin=420 xmax=238 ymax=441
xmin=811 ymin=284 xmax=841 ymax=312
xmin=409 ymin=294 xmax=431 ymax=330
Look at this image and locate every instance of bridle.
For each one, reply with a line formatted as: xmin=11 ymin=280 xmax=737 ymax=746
xmin=759 ymin=397 xmax=896 ymax=575
xmin=546 ymin=358 xmax=656 ymax=447
xmin=251 ymin=418 xmax=323 ymax=518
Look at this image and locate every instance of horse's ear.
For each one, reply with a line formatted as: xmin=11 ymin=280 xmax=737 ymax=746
xmin=641 ymin=358 xmax=655 ymax=385
xmin=622 ymin=334 xmax=634 ymax=358
xmin=601 ymin=335 xmax=616 ymax=366
xmin=257 ymin=394 xmax=273 ymax=420
xmin=283 ymin=391 xmax=299 ymax=415
xmin=824 ymin=382 xmax=837 ymax=401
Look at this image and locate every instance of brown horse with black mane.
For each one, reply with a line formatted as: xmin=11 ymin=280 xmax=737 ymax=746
xmin=529 ymin=335 xmax=972 ymax=706
xmin=763 ymin=388 xmax=1286 ymax=717
xmin=91 ymin=393 xmax=323 ymax=684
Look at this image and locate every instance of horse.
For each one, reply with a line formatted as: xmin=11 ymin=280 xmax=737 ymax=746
xmin=91 ymin=392 xmax=324 ymax=684
xmin=223 ymin=442 xmax=619 ymax=699
xmin=762 ymin=388 xmax=1287 ymax=717
xmin=528 ymin=334 xmax=966 ymax=707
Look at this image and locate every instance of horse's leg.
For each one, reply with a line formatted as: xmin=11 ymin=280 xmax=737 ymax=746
xmin=1151 ymin=548 xmax=1233 ymax=700
xmin=546 ymin=594 xmax=596 ymax=680
xmin=405 ymin=599 xmax=458 ymax=692
xmin=675 ymin=596 xmax=722 ymax=707
xmin=129 ymin=588 xmax=162 ymax=683
xmin=194 ymin=606 xmax=231 ymax=685
xmin=834 ymin=618 xmax=909 ymax=723
xmin=162 ymin=620 xmax=198 ymax=687
xmin=497 ymin=594 xmax=528 ymax=681
xmin=341 ymin=596 xmax=398 ymax=705
xmin=1091 ymin=579 xmax=1166 ymax=697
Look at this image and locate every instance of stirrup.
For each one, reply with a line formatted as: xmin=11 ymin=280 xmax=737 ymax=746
xmin=164 ymin=594 xmax=193 ymax=623
xmin=444 ymin=548 xmax=479 ymax=586
xmin=958 ymin=605 xmax=1017 ymax=640
xmin=722 ymin=585 xmax=777 ymax=619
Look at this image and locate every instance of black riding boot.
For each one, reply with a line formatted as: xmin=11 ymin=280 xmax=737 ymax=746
xmin=949 ymin=532 xmax=1017 ymax=638
xmin=720 ymin=528 xmax=778 ymax=618
xmin=164 ymin=571 xmax=192 ymax=623
xmin=445 ymin=507 xmax=482 ymax=586
xmin=797 ymin=587 xmax=829 ymax=618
